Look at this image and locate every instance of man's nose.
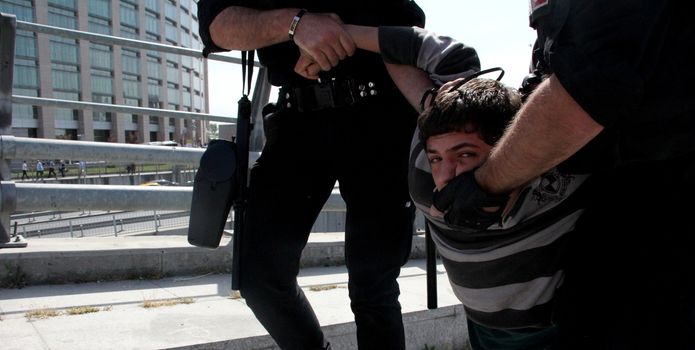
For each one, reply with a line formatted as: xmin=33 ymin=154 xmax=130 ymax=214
xmin=436 ymin=160 xmax=457 ymax=188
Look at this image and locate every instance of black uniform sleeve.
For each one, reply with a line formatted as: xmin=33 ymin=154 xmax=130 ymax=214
xmin=198 ymin=0 xmax=245 ymax=57
xmin=545 ymin=1 xmax=668 ymax=127
xmin=379 ymin=26 xmax=480 ymax=76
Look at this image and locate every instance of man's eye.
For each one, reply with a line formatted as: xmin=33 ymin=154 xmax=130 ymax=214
xmin=458 ymin=152 xmax=475 ymax=159
xmin=428 ymin=156 xmax=442 ymax=164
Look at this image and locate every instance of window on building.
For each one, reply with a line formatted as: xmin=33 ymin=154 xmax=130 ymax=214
xmin=166 ymin=59 xmax=179 ymax=84
xmin=51 ymin=63 xmax=80 ymax=91
xmin=89 ymin=0 xmax=111 ymax=18
xmin=90 ymin=43 xmax=113 ymax=70
xmin=15 ymin=31 xmax=37 ymax=58
xmin=145 ymin=11 xmax=160 ymax=39
xmin=125 ymin=130 xmax=138 ymax=144
xmin=123 ymin=77 xmax=140 ymax=101
xmin=164 ymin=0 xmax=177 ymax=21
xmin=120 ymin=26 xmax=139 ymax=39
xmin=92 ymin=94 xmax=113 ymax=122
xmin=120 ymin=2 xmax=138 ymax=28
xmin=91 ymin=69 xmax=113 ymax=95
xmin=165 ymin=19 xmax=178 ymax=44
xmin=13 ymin=58 xmax=38 ymax=89
xmin=48 ymin=5 xmax=77 ymax=29
xmin=50 ymin=37 xmax=79 ymax=64
xmin=89 ymin=16 xmax=111 ymax=35
xmin=122 ymin=49 xmax=140 ymax=75
xmin=53 ymin=91 xmax=80 ymax=121
xmin=147 ymin=54 xmax=161 ymax=79
xmin=55 ymin=128 xmax=78 ymax=140
xmin=0 ymin=0 xmax=35 ymax=21
xmin=149 ymin=131 xmax=158 ymax=141
xmin=12 ymin=128 xmax=39 ymax=138
xmin=148 ymin=78 xmax=162 ymax=108
xmin=145 ymin=0 xmax=159 ymax=13
xmin=12 ymin=88 xmax=39 ymax=120
xmin=94 ymin=129 xmax=111 ymax=142
xmin=48 ymin=0 xmax=76 ymax=9
xmin=89 ymin=0 xmax=112 ymax=35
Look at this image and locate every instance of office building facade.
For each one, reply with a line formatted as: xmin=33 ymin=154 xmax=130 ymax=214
xmin=0 ymin=0 xmax=209 ymax=146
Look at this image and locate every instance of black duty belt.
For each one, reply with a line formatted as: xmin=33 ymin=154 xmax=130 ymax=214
xmin=278 ymin=77 xmax=394 ymax=113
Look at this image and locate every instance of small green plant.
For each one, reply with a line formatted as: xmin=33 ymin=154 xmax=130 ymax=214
xmin=1 ymin=263 xmax=27 ymax=289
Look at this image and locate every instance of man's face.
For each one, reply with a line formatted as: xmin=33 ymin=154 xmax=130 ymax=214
xmin=426 ymin=130 xmax=492 ymax=191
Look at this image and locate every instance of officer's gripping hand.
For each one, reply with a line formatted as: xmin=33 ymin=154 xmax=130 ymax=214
xmin=292 ymin=12 xmax=355 ymax=72
xmin=432 ymin=171 xmax=510 ymax=229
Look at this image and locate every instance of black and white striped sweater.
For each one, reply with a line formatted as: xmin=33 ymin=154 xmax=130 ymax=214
xmin=409 ymin=137 xmax=589 ymax=329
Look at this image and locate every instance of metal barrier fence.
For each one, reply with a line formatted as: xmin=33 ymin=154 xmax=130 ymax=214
xmin=0 ymin=12 xmax=284 ymax=247
xmin=12 ymin=210 xmax=191 ymax=238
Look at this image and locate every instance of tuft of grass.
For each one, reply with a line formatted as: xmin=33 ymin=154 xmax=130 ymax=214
xmin=24 ymin=304 xmax=113 ymax=320
xmin=229 ymin=290 xmax=242 ymax=299
xmin=141 ymin=297 xmax=195 ymax=308
xmin=25 ymin=308 xmax=61 ymax=320
xmin=65 ymin=306 xmax=100 ymax=315
xmin=308 ymin=284 xmax=340 ymax=292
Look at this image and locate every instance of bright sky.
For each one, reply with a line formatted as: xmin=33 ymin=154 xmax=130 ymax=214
xmin=207 ymin=1 xmax=537 ymax=118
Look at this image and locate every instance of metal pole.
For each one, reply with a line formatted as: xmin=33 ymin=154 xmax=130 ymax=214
xmin=0 ymin=13 xmax=16 ymax=179
xmin=0 ymin=13 xmax=26 ymax=248
xmin=1 ymin=135 xmax=205 ymax=166
xmin=425 ymin=220 xmax=438 ymax=309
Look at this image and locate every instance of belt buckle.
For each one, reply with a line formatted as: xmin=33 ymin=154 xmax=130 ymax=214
xmin=313 ymin=82 xmax=335 ymax=110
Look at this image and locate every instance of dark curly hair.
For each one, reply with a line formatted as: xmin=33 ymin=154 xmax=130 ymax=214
xmin=418 ymin=78 xmax=522 ymax=146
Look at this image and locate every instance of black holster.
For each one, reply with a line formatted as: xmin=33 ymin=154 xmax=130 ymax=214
xmin=187 ymin=139 xmax=239 ymax=248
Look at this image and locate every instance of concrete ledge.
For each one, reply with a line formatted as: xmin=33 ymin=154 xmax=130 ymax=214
xmin=167 ymin=305 xmax=470 ymax=350
xmin=0 ymin=233 xmax=427 ymax=286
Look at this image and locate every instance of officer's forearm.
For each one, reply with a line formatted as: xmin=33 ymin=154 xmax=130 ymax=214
xmin=209 ymin=6 xmax=297 ymax=51
xmin=476 ymin=74 xmax=604 ymax=193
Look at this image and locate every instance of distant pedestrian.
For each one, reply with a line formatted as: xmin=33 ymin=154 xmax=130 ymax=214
xmin=79 ymin=160 xmax=86 ymax=178
xmin=47 ymin=160 xmax=57 ymax=179
xmin=35 ymin=160 xmax=44 ymax=181
xmin=59 ymin=161 xmax=66 ymax=177
xmin=21 ymin=161 xmax=28 ymax=180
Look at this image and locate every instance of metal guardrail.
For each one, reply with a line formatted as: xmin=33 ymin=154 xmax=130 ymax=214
xmin=0 ymin=12 xmax=284 ymax=247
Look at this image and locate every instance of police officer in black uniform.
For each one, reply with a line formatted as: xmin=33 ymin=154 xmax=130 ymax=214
xmin=433 ymin=1 xmax=695 ymax=349
xmin=197 ymin=1 xmax=425 ymax=349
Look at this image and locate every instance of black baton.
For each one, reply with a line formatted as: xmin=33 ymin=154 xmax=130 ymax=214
xmin=425 ymin=220 xmax=438 ymax=309
xmin=231 ymin=51 xmax=254 ymax=291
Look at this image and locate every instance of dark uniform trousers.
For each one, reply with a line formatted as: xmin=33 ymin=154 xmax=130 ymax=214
xmin=557 ymin=152 xmax=695 ymax=350
xmin=239 ymin=88 xmax=417 ymax=349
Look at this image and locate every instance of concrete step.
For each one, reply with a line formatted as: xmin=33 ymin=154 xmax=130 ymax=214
xmin=0 ymin=233 xmax=428 ymax=286
xmin=0 ymin=259 xmax=470 ymax=350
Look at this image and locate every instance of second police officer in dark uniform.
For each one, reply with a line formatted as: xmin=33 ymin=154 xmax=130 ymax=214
xmin=433 ymin=1 xmax=695 ymax=349
xmin=197 ymin=1 xmax=425 ymax=349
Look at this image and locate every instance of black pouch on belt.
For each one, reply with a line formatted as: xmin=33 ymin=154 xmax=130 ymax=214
xmin=187 ymin=139 xmax=238 ymax=248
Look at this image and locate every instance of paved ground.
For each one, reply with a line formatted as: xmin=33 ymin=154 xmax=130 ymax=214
xmin=0 ymin=259 xmax=468 ymax=350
